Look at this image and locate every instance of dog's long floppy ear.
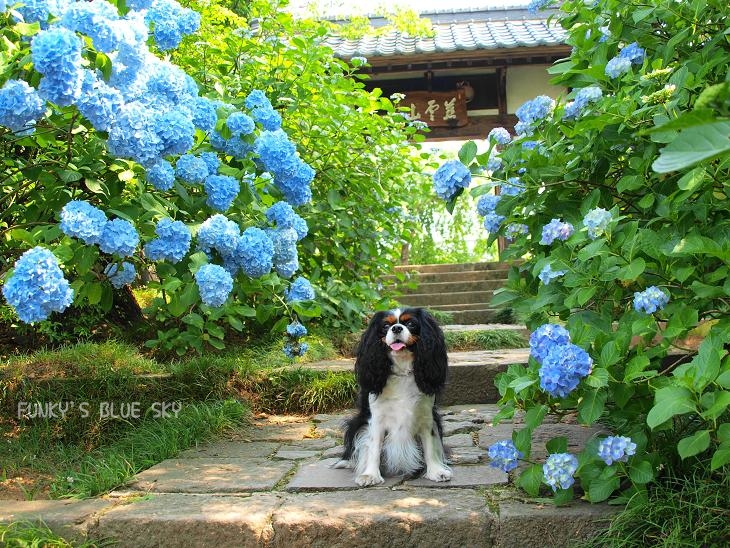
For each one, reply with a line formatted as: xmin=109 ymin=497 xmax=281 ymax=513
xmin=413 ymin=308 xmax=448 ymax=395
xmin=354 ymin=311 xmax=391 ymax=396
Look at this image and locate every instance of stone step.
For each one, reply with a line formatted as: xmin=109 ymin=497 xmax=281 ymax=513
xmin=306 ymin=349 xmax=530 ymax=405
xmin=398 ymin=290 xmax=495 ymax=306
xmin=450 ymin=309 xmax=510 ymax=325
xmin=396 ymin=279 xmax=506 ymax=295
xmin=394 ymin=261 xmax=511 ymax=274
xmin=1 ymin=405 xmax=614 ymax=547
xmin=429 ymin=302 xmax=497 ymax=312
xmin=387 ymin=269 xmax=510 ymax=283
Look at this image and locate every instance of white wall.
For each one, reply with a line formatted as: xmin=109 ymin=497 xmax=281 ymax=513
xmin=506 ymin=65 xmax=567 ymax=113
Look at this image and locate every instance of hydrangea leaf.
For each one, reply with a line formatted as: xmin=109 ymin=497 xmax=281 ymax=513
xmin=588 ymin=476 xmax=620 ymax=503
xmin=646 ymin=387 xmax=697 ymax=429
xmin=578 ymin=389 xmax=607 ymax=424
xmin=628 ymin=460 xmax=654 ymax=484
xmin=677 ymin=429 xmax=711 ymax=459
xmin=710 ymin=445 xmax=730 ymax=470
xmin=652 ymin=121 xmax=730 ymax=173
xmin=517 ymin=463 xmax=543 ymax=497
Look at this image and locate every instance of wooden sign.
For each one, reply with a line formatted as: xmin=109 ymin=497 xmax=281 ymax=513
xmin=405 ymin=89 xmax=469 ymax=128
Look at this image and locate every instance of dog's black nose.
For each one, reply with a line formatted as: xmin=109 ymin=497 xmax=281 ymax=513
xmin=391 ymin=325 xmax=403 ymax=334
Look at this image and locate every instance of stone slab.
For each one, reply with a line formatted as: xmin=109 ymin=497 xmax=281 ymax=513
xmin=442 ymin=420 xmax=481 ymax=436
xmin=496 ymin=501 xmax=615 ymax=548
xmin=93 ymin=493 xmax=282 ymax=548
xmin=449 ymin=445 xmax=487 ymax=465
xmin=244 ymin=422 xmax=315 ymax=442
xmin=284 ymin=458 xmax=403 ymax=492
xmin=404 ymin=464 xmax=507 ymax=488
xmin=0 ymin=499 xmax=113 ymax=542
xmin=444 ymin=433 xmax=476 ymax=448
xmin=177 ymin=441 xmax=278 ymax=459
xmin=272 ymin=488 xmax=494 ymax=548
xmin=277 ymin=437 xmax=338 ymax=451
xmin=129 ymin=458 xmax=294 ymax=493
xmin=274 ymin=450 xmax=320 ymax=460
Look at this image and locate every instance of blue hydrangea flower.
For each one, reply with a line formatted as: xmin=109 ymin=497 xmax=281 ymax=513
xmin=155 ymin=111 xmax=195 ymax=157
xmin=618 ymin=42 xmax=645 ymax=64
xmin=98 ymin=218 xmax=139 ymax=257
xmin=237 ymin=227 xmax=274 ymax=278
xmin=543 ymin=453 xmax=579 ymax=491
xmin=529 ymin=323 xmax=571 ymax=364
xmin=286 ymin=321 xmax=307 ymax=338
xmin=583 ymin=207 xmax=612 ymax=239
xmin=292 ymin=214 xmax=308 ymax=241
xmin=633 ymin=286 xmax=669 ymax=314
xmin=195 ymin=264 xmax=233 ymax=307
xmin=271 ymin=227 xmax=299 ymax=278
xmin=226 ymin=112 xmax=255 ymax=136
xmin=197 ymin=214 xmax=240 ymax=257
xmin=77 ymin=71 xmax=124 ymax=132
xmin=204 ymin=174 xmax=240 ymax=211
xmin=199 ymin=152 xmax=220 ymax=175
xmin=597 ymin=436 xmax=637 ymax=466
xmin=487 ymin=127 xmax=511 ymax=145
xmin=61 ymin=0 xmax=122 ymax=53
xmin=0 ymin=79 xmax=46 ymax=133
xmin=31 ymin=27 xmax=84 ymax=106
xmin=284 ymin=341 xmax=308 ymax=358
xmin=251 ymin=105 xmax=282 ymax=131
xmin=515 ymin=95 xmax=555 ymax=127
xmin=187 ymin=96 xmax=218 ymax=131
xmin=521 ymin=140 xmax=539 ymax=151
xmin=13 ymin=0 xmax=53 ymax=25
xmin=146 ymin=160 xmax=176 ymax=191
xmin=505 ymin=223 xmax=529 ymax=239
xmin=254 ymin=129 xmax=303 ymax=194
xmin=502 ymin=177 xmax=524 ymax=196
xmin=107 ymin=102 xmax=164 ymax=167
xmin=144 ymin=218 xmax=191 ymax=263
xmin=488 ymin=440 xmax=523 ymax=473
xmin=276 ymin=160 xmax=314 ymax=206
xmin=563 ymin=86 xmax=603 ymax=120
xmin=2 ymin=247 xmax=74 ymax=323
xmin=538 ymin=264 xmax=567 ymax=285
xmin=483 ymin=213 xmax=505 ymax=233
xmin=245 ymin=89 xmax=273 ymax=111
xmin=59 ymin=200 xmax=108 ymax=245
xmin=528 ymin=0 xmax=552 ymax=14
xmin=146 ymin=0 xmax=200 ymax=51
xmin=605 ymin=56 xmax=632 ymax=78
xmin=540 ymin=219 xmax=574 ymax=245
xmin=104 ymin=261 xmax=136 ymax=289
xmin=285 ymin=276 xmax=315 ymax=303
xmin=539 ymin=342 xmax=593 ymax=398
xmin=176 ymin=154 xmax=209 ymax=184
xmin=266 ymin=201 xmax=297 ymax=227
xmin=477 ymin=194 xmax=501 ymax=216
xmin=433 ymin=160 xmax=471 ymax=201
xmin=487 ymin=155 xmax=503 ymax=172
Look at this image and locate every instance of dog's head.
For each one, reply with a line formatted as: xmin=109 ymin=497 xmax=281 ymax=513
xmin=356 ymin=307 xmax=448 ymax=395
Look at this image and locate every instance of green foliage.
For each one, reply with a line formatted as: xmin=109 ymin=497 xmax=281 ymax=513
xmin=453 ymin=0 xmax=730 ymax=503
xmin=177 ymin=0 xmax=434 ymax=329
xmin=0 ymin=520 xmax=104 ymax=547
xmin=443 ymin=329 xmax=526 ymax=351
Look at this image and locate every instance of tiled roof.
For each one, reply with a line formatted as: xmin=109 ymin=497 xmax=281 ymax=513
xmin=324 ymin=11 xmax=567 ymax=60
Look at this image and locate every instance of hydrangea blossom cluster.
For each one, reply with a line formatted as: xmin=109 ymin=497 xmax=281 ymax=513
xmin=488 ymin=440 xmax=523 ymax=472
xmin=204 ymin=174 xmax=240 ymax=211
xmin=146 ymin=0 xmax=201 ymax=51
xmin=502 ymin=177 xmax=524 ymax=196
xmin=226 ymin=112 xmax=255 ymax=136
xmin=254 ymin=129 xmax=314 ymax=206
xmin=538 ymin=264 xmax=567 ymax=285
xmin=505 ymin=223 xmax=529 ymax=239
xmin=514 ymin=95 xmax=555 ymax=135
xmin=31 ymin=27 xmax=84 ymax=106
xmin=270 ymin=228 xmax=300 ymax=278
xmin=144 ymin=218 xmax=191 ymax=263
xmin=483 ymin=213 xmax=505 ymax=233
xmin=633 ymin=286 xmax=669 ymax=314
xmin=543 ymin=453 xmax=579 ymax=491
xmin=539 ymin=342 xmax=593 ymax=397
xmin=583 ymin=207 xmax=612 ymax=239
xmin=266 ymin=201 xmax=308 ymax=240
xmin=487 ymin=155 xmax=503 ymax=172
xmin=104 ymin=261 xmax=136 ymax=289
xmin=432 ymin=160 xmax=471 ymax=200
xmin=237 ymin=227 xmax=275 ymax=278
xmin=527 ymin=0 xmax=552 ymax=15
xmin=563 ymin=86 xmax=603 ymax=120
xmin=0 ymin=80 xmax=46 ymax=133
xmin=605 ymin=42 xmax=646 ymax=78
xmin=597 ymin=436 xmax=637 ymax=466
xmin=60 ymin=200 xmax=138 ymax=257
xmin=540 ymin=218 xmax=574 ymax=245
xmin=487 ymin=127 xmax=511 ymax=145
xmin=146 ymin=160 xmax=176 ymax=191
xmin=285 ymin=277 xmax=315 ymax=303
xmin=2 ymin=247 xmax=74 ymax=323
xmin=529 ymin=323 xmax=571 ymax=364
xmin=477 ymin=194 xmax=501 ymax=217
xmin=176 ymin=154 xmax=209 ymax=184
xmin=284 ymin=340 xmax=309 ymax=358
xmin=194 ymin=264 xmax=233 ymax=307
xmin=245 ymin=90 xmax=282 ymax=132
xmin=284 ymin=320 xmax=308 ymax=358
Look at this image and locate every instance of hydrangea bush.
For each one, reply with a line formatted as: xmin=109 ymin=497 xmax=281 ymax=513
xmin=0 ymin=0 xmax=318 ymax=355
xmin=438 ymin=0 xmax=730 ymax=504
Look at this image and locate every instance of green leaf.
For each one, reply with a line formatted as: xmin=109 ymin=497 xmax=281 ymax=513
xmin=676 ymin=167 xmax=707 ymax=191
xmin=458 ymin=141 xmax=477 ymax=165
xmin=677 ymin=430 xmax=711 ymax=459
xmin=513 ymin=427 xmax=533 ymax=458
xmin=701 ymin=391 xmax=730 ymax=420
xmin=578 ymin=389 xmax=606 ymax=424
xmin=524 ymin=404 xmax=548 ymax=430
xmin=508 ymin=376 xmax=537 ymax=394
xmin=617 ymin=258 xmax=646 ymax=281
xmin=647 ymin=386 xmax=697 ymax=429
xmin=624 ymin=355 xmax=652 ymax=382
xmin=588 ymin=477 xmax=620 ymax=503
xmin=585 ymin=368 xmax=609 ymax=389
xmin=599 ymin=342 xmax=621 ymax=368
xmin=182 ymin=313 xmax=204 ymax=330
xmin=652 ymin=121 xmax=730 ymax=173
xmin=517 ymin=464 xmax=543 ymax=497
xmin=553 ymin=487 xmax=574 ymax=506
xmin=711 ymin=446 xmax=730 ymax=470
xmin=86 ymin=282 xmax=102 ymax=305
xmin=628 ymin=461 xmax=654 ymax=484
xmin=545 ymin=436 xmax=568 ymax=454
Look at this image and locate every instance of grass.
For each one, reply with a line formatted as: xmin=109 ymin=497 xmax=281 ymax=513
xmin=444 ymin=329 xmax=526 ymax=351
xmin=0 ymin=520 xmax=104 ymax=547
xmin=579 ymin=468 xmax=730 ymax=547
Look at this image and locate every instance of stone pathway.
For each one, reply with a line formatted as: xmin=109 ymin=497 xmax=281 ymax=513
xmin=1 ymin=404 xmax=615 ymax=547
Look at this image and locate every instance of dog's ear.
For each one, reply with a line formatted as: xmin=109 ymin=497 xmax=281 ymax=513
xmin=413 ymin=308 xmax=448 ymax=395
xmin=354 ymin=311 xmax=391 ymax=395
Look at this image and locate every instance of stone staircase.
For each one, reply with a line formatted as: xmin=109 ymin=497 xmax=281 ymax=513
xmin=392 ymin=262 xmax=513 ymax=324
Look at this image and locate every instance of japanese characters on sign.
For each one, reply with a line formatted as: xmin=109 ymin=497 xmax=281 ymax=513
xmin=405 ymin=89 xmax=469 ymax=127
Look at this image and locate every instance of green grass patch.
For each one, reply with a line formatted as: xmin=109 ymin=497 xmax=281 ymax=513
xmin=580 ymin=468 xmax=730 ymax=547
xmin=0 ymin=520 xmax=103 ymax=547
xmin=444 ymin=329 xmax=526 ymax=352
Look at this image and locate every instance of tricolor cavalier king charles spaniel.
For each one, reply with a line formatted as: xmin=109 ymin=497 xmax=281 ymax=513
xmin=334 ymin=307 xmax=452 ymax=486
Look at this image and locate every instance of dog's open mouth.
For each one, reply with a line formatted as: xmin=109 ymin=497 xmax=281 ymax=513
xmin=389 ymin=342 xmax=406 ymax=351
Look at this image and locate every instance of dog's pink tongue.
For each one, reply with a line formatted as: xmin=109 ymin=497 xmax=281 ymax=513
xmin=389 ymin=342 xmax=406 ymax=351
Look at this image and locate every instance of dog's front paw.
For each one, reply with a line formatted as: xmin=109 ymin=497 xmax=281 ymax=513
xmin=356 ymin=472 xmax=384 ymax=487
xmin=424 ymin=466 xmax=452 ymax=482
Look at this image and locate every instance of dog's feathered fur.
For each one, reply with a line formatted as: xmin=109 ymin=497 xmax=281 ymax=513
xmin=334 ymin=307 xmax=452 ymax=486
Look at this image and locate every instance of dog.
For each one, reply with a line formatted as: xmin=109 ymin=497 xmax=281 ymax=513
xmin=334 ymin=307 xmax=452 ymax=486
